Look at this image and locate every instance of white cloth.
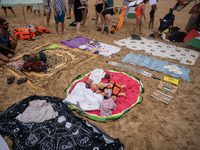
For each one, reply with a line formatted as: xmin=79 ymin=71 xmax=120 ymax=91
xmin=165 ymin=65 xmax=183 ymax=75
xmin=16 ymin=100 xmax=56 ymax=123
xmin=128 ymin=0 xmax=143 ymax=6
xmin=114 ymin=37 xmax=199 ymax=65
xmin=149 ymin=0 xmax=157 ymax=5
xmin=0 ymin=135 xmax=9 ymax=150
xmin=89 ymin=68 xmax=105 ymax=85
xmin=64 ymin=82 xmax=104 ymax=111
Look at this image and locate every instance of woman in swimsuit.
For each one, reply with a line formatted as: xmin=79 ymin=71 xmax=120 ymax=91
xmin=131 ymin=0 xmax=147 ymax=34
xmin=101 ymin=6 xmax=122 ymax=35
xmin=94 ymin=0 xmax=107 ymax=29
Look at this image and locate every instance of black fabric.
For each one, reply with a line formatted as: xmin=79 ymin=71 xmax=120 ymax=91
xmin=2 ymin=6 xmax=12 ymax=10
xmin=96 ymin=3 xmax=103 ymax=13
xmin=0 ymin=95 xmax=124 ymax=150
xmin=150 ymin=10 xmax=155 ymax=18
xmin=74 ymin=0 xmax=82 ymax=22
xmin=102 ymin=8 xmax=114 ymax=17
xmin=0 ymin=40 xmax=12 ymax=56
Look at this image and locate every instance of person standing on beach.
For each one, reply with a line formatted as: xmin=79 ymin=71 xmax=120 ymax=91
xmin=0 ymin=18 xmax=17 ymax=66
xmin=94 ymin=0 xmax=107 ymax=29
xmin=74 ymin=0 xmax=86 ymax=33
xmin=66 ymin=0 xmax=75 ymax=19
xmin=80 ymin=0 xmax=88 ymax=28
xmin=105 ymin=0 xmax=113 ymax=8
xmin=131 ymin=0 xmax=147 ymax=34
xmin=149 ymin=4 xmax=157 ymax=28
xmin=43 ymin=0 xmax=52 ymax=26
xmin=185 ymin=2 xmax=200 ymax=32
xmin=33 ymin=4 xmax=41 ymax=16
xmin=52 ymin=0 xmax=68 ymax=35
xmin=2 ymin=6 xmax=16 ymax=17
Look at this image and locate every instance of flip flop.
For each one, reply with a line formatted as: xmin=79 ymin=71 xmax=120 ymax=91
xmin=17 ymin=77 xmax=28 ymax=85
xmin=7 ymin=76 xmax=15 ymax=85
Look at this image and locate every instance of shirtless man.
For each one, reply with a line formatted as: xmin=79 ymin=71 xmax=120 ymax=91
xmin=94 ymin=0 xmax=107 ymax=28
xmin=0 ymin=18 xmax=17 ymax=66
xmin=185 ymin=3 xmax=200 ymax=32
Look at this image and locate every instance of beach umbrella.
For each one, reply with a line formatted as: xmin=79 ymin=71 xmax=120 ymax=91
xmin=0 ymin=0 xmax=43 ymax=24
xmin=183 ymin=29 xmax=200 ymax=49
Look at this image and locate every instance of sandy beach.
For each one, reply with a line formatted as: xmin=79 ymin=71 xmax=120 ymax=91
xmin=0 ymin=0 xmax=200 ymax=149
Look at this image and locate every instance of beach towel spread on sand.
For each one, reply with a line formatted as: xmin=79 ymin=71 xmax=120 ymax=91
xmin=121 ymin=52 xmax=191 ymax=81
xmin=0 ymin=43 xmax=97 ymax=91
xmin=60 ymin=36 xmax=90 ymax=48
xmin=114 ymin=37 xmax=199 ymax=65
xmin=64 ymin=69 xmax=144 ymax=122
xmin=0 ymin=95 xmax=124 ymax=150
xmin=79 ymin=41 xmax=121 ymax=57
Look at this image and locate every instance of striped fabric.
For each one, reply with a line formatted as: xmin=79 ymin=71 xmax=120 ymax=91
xmin=0 ymin=0 xmax=43 ymax=7
xmin=51 ymin=0 xmax=66 ymax=16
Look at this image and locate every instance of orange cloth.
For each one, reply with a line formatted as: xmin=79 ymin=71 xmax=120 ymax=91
xmin=116 ymin=6 xmax=127 ymax=31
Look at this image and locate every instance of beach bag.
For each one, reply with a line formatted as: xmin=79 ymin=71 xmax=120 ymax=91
xmin=35 ymin=26 xmax=50 ymax=35
xmin=14 ymin=28 xmax=35 ymax=40
xmin=22 ymin=61 xmax=46 ymax=72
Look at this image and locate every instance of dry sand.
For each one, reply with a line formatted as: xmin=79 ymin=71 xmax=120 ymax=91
xmin=0 ymin=0 xmax=200 ymax=149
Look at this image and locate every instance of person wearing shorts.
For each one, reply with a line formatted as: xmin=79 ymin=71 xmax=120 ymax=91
xmin=0 ymin=18 xmax=17 ymax=66
xmin=52 ymin=0 xmax=68 ymax=35
xmin=67 ymin=0 xmax=75 ymax=19
xmin=2 ymin=6 xmax=16 ymax=17
xmin=43 ymin=0 xmax=52 ymax=26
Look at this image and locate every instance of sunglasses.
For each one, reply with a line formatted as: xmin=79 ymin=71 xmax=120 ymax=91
xmin=3 ymin=23 xmax=9 ymax=26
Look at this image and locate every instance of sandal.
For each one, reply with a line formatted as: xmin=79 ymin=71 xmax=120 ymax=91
xmin=17 ymin=77 xmax=28 ymax=85
xmin=7 ymin=76 xmax=15 ymax=85
xmin=66 ymin=17 xmax=71 ymax=19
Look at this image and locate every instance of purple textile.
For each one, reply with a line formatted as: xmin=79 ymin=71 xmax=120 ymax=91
xmin=60 ymin=37 xmax=90 ymax=48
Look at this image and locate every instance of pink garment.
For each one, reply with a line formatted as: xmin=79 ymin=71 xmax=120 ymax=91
xmin=100 ymin=98 xmax=116 ymax=117
xmin=8 ymin=60 xmax=25 ymax=70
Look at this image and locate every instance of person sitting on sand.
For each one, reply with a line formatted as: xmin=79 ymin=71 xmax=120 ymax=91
xmin=0 ymin=18 xmax=17 ymax=66
xmin=101 ymin=6 xmax=122 ymax=35
xmin=131 ymin=0 xmax=147 ymax=34
xmin=159 ymin=8 xmax=175 ymax=31
xmin=52 ymin=0 xmax=68 ymax=35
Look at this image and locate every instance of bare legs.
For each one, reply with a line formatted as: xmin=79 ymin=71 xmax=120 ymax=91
xmin=10 ymin=8 xmax=16 ymax=16
xmin=131 ymin=15 xmax=142 ymax=34
xmin=149 ymin=18 xmax=154 ymax=28
xmin=101 ymin=14 xmax=112 ymax=35
xmin=55 ymin=22 xmax=59 ymax=35
xmin=34 ymin=10 xmax=41 ymax=16
xmin=45 ymin=12 xmax=51 ymax=26
xmin=3 ymin=9 xmax=7 ymax=17
xmin=76 ymin=22 xmax=81 ymax=34
xmin=61 ymin=22 xmax=64 ymax=34
xmin=82 ymin=9 xmax=87 ymax=28
xmin=95 ymin=11 xmax=100 ymax=28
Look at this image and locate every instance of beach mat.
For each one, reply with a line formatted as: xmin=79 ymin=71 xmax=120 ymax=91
xmin=0 ymin=95 xmax=124 ymax=150
xmin=79 ymin=41 xmax=121 ymax=57
xmin=121 ymin=52 xmax=191 ymax=81
xmin=64 ymin=69 xmax=144 ymax=122
xmin=114 ymin=37 xmax=199 ymax=65
xmin=151 ymin=90 xmax=173 ymax=104
xmin=0 ymin=43 xmax=97 ymax=91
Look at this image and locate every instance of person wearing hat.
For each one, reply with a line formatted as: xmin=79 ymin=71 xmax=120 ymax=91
xmin=159 ymin=8 xmax=175 ymax=30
